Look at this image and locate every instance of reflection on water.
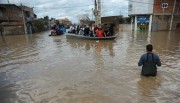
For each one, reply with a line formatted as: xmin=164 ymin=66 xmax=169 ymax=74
xmin=137 ymin=76 xmax=161 ymax=103
xmin=66 ymin=39 xmax=116 ymax=69
xmin=0 ymin=31 xmax=180 ymax=103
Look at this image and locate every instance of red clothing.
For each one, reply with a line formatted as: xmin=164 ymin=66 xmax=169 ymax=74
xmin=97 ymin=30 xmax=104 ymax=37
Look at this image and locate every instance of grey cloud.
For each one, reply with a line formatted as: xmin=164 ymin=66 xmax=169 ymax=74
xmin=0 ymin=0 xmax=128 ymax=22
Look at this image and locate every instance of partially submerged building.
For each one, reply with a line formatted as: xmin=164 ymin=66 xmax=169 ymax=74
xmin=0 ymin=4 xmax=36 ymax=35
xmin=128 ymin=0 xmax=180 ymax=31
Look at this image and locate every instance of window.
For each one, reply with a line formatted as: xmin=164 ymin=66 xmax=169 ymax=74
xmin=162 ymin=3 xmax=168 ymax=8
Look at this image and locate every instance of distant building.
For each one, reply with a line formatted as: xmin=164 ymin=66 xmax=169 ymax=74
xmin=128 ymin=0 xmax=180 ymax=31
xmin=101 ymin=15 xmax=123 ymax=25
xmin=0 ymin=4 xmax=23 ymax=22
xmin=0 ymin=4 xmax=36 ymax=35
xmin=20 ymin=5 xmax=37 ymax=34
xmin=101 ymin=15 xmax=123 ymax=31
xmin=59 ymin=18 xmax=72 ymax=27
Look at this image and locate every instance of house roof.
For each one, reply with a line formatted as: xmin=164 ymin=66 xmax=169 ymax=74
xmin=0 ymin=4 xmax=21 ymax=10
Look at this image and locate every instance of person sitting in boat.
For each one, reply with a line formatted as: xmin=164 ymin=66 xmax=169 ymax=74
xmin=79 ymin=28 xmax=84 ymax=35
xmin=69 ymin=26 xmax=75 ymax=33
xmin=89 ymin=30 xmax=94 ymax=37
xmin=93 ymin=25 xmax=99 ymax=36
xmin=84 ymin=26 xmax=90 ymax=36
xmin=89 ymin=26 xmax=94 ymax=37
xmin=50 ymin=24 xmax=58 ymax=35
xmin=97 ymin=28 xmax=104 ymax=37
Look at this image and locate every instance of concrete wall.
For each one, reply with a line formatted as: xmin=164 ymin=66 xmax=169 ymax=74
xmin=153 ymin=15 xmax=170 ymax=30
xmin=153 ymin=15 xmax=180 ymax=31
xmin=173 ymin=16 xmax=180 ymax=30
xmin=3 ymin=26 xmax=24 ymax=35
xmin=128 ymin=0 xmax=154 ymax=15
xmin=21 ymin=6 xmax=34 ymax=18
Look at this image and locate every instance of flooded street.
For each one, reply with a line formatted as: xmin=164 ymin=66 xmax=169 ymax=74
xmin=0 ymin=31 xmax=180 ymax=103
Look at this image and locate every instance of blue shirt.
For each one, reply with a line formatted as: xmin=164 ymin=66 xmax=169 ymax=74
xmin=138 ymin=53 xmax=161 ymax=76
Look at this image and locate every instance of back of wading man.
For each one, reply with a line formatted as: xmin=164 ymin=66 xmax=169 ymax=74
xmin=138 ymin=44 xmax=161 ymax=76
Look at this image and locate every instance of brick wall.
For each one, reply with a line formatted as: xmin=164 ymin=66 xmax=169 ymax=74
xmin=3 ymin=6 xmax=21 ymax=17
xmin=154 ymin=0 xmax=180 ymax=14
xmin=0 ymin=5 xmax=23 ymax=22
xmin=154 ymin=0 xmax=174 ymax=14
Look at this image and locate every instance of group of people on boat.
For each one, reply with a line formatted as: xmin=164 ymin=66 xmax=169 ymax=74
xmin=50 ymin=20 xmax=66 ymax=36
xmin=68 ymin=23 xmax=115 ymax=37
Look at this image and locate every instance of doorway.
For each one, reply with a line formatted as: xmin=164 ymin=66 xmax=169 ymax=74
xmin=137 ymin=23 xmax=149 ymax=31
xmin=176 ymin=23 xmax=180 ymax=31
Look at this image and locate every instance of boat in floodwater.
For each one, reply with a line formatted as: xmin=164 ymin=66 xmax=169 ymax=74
xmin=66 ymin=33 xmax=117 ymax=40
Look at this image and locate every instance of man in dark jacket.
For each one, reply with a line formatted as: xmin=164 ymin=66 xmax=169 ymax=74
xmin=138 ymin=44 xmax=161 ymax=76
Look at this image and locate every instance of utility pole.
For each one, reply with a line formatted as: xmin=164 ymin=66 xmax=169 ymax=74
xmin=170 ymin=0 xmax=177 ymax=30
xmin=21 ymin=3 xmax=27 ymax=34
xmin=7 ymin=0 xmax=10 ymax=4
xmin=94 ymin=0 xmax=98 ymax=25
xmin=94 ymin=0 xmax=101 ymax=26
xmin=92 ymin=8 xmax=94 ymax=20
xmin=97 ymin=0 xmax=101 ymax=27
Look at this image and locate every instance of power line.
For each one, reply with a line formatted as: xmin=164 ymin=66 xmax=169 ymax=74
xmin=34 ymin=4 xmax=94 ymax=9
xmin=26 ymin=0 xmax=165 ymax=19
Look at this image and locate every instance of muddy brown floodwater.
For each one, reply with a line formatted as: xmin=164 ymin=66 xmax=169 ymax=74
xmin=0 ymin=31 xmax=180 ymax=103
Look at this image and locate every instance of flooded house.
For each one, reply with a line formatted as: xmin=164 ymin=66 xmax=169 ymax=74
xmin=128 ymin=0 xmax=180 ymax=31
xmin=0 ymin=4 xmax=36 ymax=35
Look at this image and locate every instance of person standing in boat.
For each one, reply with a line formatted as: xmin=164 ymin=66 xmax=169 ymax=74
xmin=104 ymin=24 xmax=109 ymax=37
xmin=93 ymin=25 xmax=99 ymax=37
xmin=97 ymin=28 xmax=104 ymax=37
xmin=108 ymin=23 xmax=115 ymax=36
xmin=76 ymin=25 xmax=80 ymax=34
xmin=138 ymin=44 xmax=161 ymax=76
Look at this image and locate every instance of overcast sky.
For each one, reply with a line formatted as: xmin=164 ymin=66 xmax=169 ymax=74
xmin=0 ymin=0 xmax=128 ymax=23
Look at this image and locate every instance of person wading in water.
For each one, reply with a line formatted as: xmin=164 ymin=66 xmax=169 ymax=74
xmin=138 ymin=44 xmax=161 ymax=76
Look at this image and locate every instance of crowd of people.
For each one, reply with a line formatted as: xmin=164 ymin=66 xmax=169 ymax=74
xmin=50 ymin=20 xmax=66 ymax=36
xmin=68 ymin=23 xmax=115 ymax=37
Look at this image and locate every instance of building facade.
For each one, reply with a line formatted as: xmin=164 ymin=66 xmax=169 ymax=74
xmin=128 ymin=0 xmax=180 ymax=31
xmin=0 ymin=4 xmax=23 ymax=22
xmin=0 ymin=4 xmax=36 ymax=35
